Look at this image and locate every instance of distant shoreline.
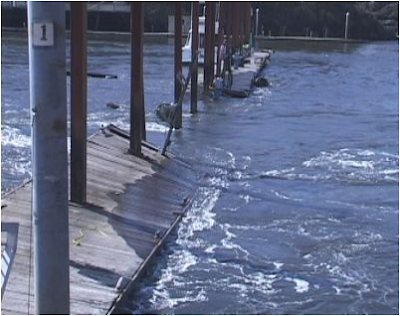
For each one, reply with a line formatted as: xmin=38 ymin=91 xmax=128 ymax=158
xmin=255 ymin=35 xmax=369 ymax=44
xmin=1 ymin=27 xmax=187 ymax=42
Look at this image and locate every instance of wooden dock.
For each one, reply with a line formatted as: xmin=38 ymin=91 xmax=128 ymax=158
xmin=194 ymin=51 xmax=271 ymax=98
xmin=1 ymin=125 xmax=196 ymax=315
xmin=229 ymin=51 xmax=271 ymax=95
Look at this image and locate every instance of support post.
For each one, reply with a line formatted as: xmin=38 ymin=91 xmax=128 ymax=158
xmin=226 ymin=2 xmax=232 ymax=40
xmin=174 ymin=2 xmax=183 ymax=128
xmin=27 ymin=2 xmax=70 ymax=314
xmin=232 ymin=3 xmax=239 ymax=52
xmin=243 ymin=1 xmax=251 ymax=43
xmin=70 ymin=1 xmax=87 ymax=204
xmin=344 ymin=12 xmax=350 ymax=39
xmin=239 ymin=2 xmax=245 ymax=51
xmin=204 ymin=1 xmax=213 ymax=91
xmin=190 ymin=1 xmax=199 ymax=114
xmin=130 ymin=2 xmax=145 ymax=155
xmin=210 ymin=2 xmax=216 ymax=76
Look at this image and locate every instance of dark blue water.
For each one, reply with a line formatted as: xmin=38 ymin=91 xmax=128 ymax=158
xmin=2 ymin=34 xmax=399 ymax=314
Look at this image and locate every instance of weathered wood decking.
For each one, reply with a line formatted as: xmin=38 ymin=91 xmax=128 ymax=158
xmin=1 ymin=125 xmax=196 ymax=315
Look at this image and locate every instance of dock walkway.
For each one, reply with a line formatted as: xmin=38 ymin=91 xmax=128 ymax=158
xmin=229 ymin=51 xmax=271 ymax=95
xmin=194 ymin=51 xmax=271 ymax=98
xmin=1 ymin=125 xmax=196 ymax=315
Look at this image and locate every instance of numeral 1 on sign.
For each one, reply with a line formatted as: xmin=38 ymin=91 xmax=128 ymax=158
xmin=33 ymin=21 xmax=54 ymax=47
xmin=41 ymin=24 xmax=47 ymax=41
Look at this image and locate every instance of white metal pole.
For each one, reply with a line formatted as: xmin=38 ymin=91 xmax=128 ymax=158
xmin=27 ymin=2 xmax=70 ymax=314
xmin=345 ymin=12 xmax=350 ymax=39
xmin=255 ymin=8 xmax=259 ymax=36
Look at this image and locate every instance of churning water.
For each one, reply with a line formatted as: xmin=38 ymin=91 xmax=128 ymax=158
xmin=2 ymin=33 xmax=398 ymax=314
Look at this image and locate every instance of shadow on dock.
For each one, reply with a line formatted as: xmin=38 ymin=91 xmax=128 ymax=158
xmin=1 ymin=125 xmax=197 ymax=315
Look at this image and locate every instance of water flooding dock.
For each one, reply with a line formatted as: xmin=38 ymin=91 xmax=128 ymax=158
xmin=1 ymin=51 xmax=268 ymax=314
xmin=1 ymin=126 xmax=196 ymax=315
xmin=1 ymin=2 xmax=271 ymax=314
xmin=1 ymin=48 xmax=270 ymax=316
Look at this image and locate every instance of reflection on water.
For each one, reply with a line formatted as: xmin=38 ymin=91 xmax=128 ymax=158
xmin=2 ymin=32 xmax=398 ymax=314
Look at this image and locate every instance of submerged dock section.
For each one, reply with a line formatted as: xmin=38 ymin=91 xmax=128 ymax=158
xmin=1 ymin=126 xmax=196 ymax=315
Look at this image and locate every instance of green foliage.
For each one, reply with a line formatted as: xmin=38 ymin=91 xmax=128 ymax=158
xmin=252 ymin=1 xmax=398 ymax=40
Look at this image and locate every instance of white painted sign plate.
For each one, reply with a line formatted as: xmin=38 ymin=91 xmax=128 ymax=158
xmin=33 ymin=21 xmax=54 ymax=47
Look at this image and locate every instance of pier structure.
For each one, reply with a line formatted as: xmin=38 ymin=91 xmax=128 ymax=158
xmin=1 ymin=2 xmax=272 ymax=314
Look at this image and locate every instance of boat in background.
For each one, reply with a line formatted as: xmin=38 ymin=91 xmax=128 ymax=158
xmin=182 ymin=3 xmax=219 ymax=66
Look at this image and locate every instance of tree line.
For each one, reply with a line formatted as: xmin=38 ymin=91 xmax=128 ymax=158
xmin=253 ymin=1 xmax=399 ymax=40
xmin=2 ymin=2 xmax=398 ymax=40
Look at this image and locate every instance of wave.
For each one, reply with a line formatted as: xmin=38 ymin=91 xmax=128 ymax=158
xmin=259 ymin=148 xmax=398 ymax=185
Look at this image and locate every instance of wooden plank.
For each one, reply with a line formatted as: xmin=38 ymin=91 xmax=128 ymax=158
xmin=1 ymin=126 xmax=195 ymax=315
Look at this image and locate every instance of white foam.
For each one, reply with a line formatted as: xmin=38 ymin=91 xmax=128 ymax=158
xmin=381 ymin=169 xmax=399 ymax=175
xmin=263 ymin=167 xmax=296 ymax=177
xmin=145 ymin=121 xmax=169 ymax=133
xmin=339 ymin=160 xmax=374 ymax=169
xmin=333 ymin=252 xmax=349 ymax=264
xmin=171 ymin=249 xmax=197 ymax=274
xmin=1 ymin=126 xmax=31 ymax=148
xmin=271 ymin=189 xmax=291 ymax=200
xmin=273 ymin=262 xmax=284 ymax=270
xmin=239 ymin=194 xmax=253 ymax=204
xmin=300 ymin=148 xmax=399 ymax=183
xmin=179 ymin=187 xmax=219 ymax=241
xmin=246 ymin=272 xmax=277 ymax=294
xmin=226 ymin=150 xmax=236 ymax=168
xmin=220 ymin=224 xmax=250 ymax=256
xmin=333 ymin=285 xmax=342 ymax=294
xmin=222 ymin=206 xmax=239 ymax=213
xmin=204 ymin=244 xmax=217 ymax=254
xmin=297 ymin=225 xmax=310 ymax=236
xmin=150 ymin=286 xmax=207 ymax=310
xmin=271 ymin=189 xmax=304 ymax=202
xmin=285 ymin=277 xmax=310 ymax=293
xmin=358 ymin=150 xmax=376 ymax=156
xmin=208 ymin=176 xmax=229 ymax=189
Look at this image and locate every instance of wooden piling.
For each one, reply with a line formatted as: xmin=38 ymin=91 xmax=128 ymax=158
xmin=130 ymin=2 xmax=145 ymax=156
xmin=232 ymin=3 xmax=239 ymax=52
xmin=70 ymin=1 xmax=87 ymax=204
xmin=204 ymin=1 xmax=213 ymax=91
xmin=224 ymin=2 xmax=232 ymax=41
xmin=225 ymin=2 xmax=233 ymax=59
xmin=244 ymin=2 xmax=251 ymax=44
xmin=174 ymin=2 xmax=183 ymax=128
xmin=239 ymin=2 xmax=245 ymax=49
xmin=210 ymin=2 xmax=216 ymax=76
xmin=190 ymin=1 xmax=199 ymax=114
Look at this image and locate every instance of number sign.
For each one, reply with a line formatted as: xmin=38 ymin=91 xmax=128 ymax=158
xmin=33 ymin=21 xmax=54 ymax=47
